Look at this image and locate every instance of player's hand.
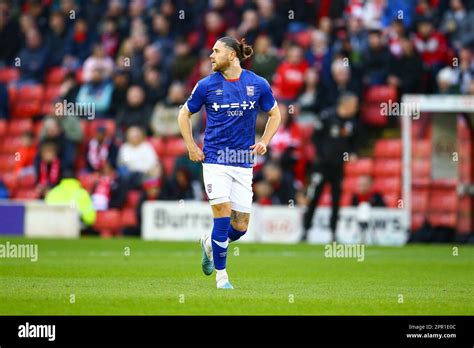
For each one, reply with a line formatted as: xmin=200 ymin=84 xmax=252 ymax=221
xmin=250 ymin=141 xmax=267 ymax=156
xmin=188 ymin=145 xmax=205 ymax=162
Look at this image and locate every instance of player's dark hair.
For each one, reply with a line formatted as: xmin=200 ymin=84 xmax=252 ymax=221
xmin=218 ymin=36 xmax=253 ymax=61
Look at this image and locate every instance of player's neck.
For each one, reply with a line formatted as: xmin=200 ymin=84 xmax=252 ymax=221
xmin=221 ymin=65 xmax=243 ymax=81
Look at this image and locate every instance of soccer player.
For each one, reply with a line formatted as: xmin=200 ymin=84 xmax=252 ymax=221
xmin=178 ymin=37 xmax=281 ymax=289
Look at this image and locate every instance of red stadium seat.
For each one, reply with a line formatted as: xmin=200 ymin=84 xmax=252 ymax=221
xmin=428 ymin=212 xmax=457 ymax=228
xmin=149 ymin=136 xmax=167 ymax=157
xmin=320 ymin=192 xmax=331 ymax=206
xmin=1 ymin=136 xmax=23 ymax=154
xmin=342 ymin=176 xmax=359 ymax=192
xmin=125 ymin=190 xmax=142 ymax=208
xmin=412 ymin=140 xmax=431 ymax=159
xmin=8 ymin=86 xmax=17 ymax=105
xmin=17 ymin=84 xmax=44 ymax=102
xmin=360 ymin=103 xmax=388 ymax=127
xmin=44 ymin=85 xmax=61 ymax=103
xmin=0 ymin=67 xmax=19 ymax=83
xmin=372 ymin=176 xmax=401 ymax=194
xmin=428 ymin=190 xmax=458 ymax=213
xmin=161 ymin=155 xmax=177 ymax=176
xmin=7 ymin=119 xmax=33 ymax=136
xmin=411 ymin=212 xmax=426 ymax=231
xmin=11 ymin=101 xmax=42 ymax=118
xmin=374 ymin=159 xmax=401 ymax=176
xmin=41 ymin=101 xmax=55 ymax=115
xmin=344 ymin=158 xmax=374 ymax=177
xmin=17 ymin=172 xmax=36 ymax=189
xmin=1 ymin=171 xmax=18 ymax=193
xmin=13 ymin=189 xmax=40 ymax=200
xmin=364 ymin=85 xmax=398 ymax=103
xmin=165 ymin=137 xmax=187 ymax=157
xmin=340 ymin=192 xmax=352 ymax=206
xmin=0 ymin=154 xmax=16 ymax=172
xmin=45 ymin=67 xmax=67 ymax=85
xmin=383 ymin=192 xmax=400 ymax=208
xmin=412 ymin=159 xmax=431 ymax=177
xmin=121 ymin=208 xmax=138 ymax=227
xmin=0 ymin=120 xmax=6 ymax=137
xmin=412 ymin=190 xmax=429 ymax=212
xmin=94 ymin=209 xmax=122 ymax=237
xmin=373 ymin=139 xmax=402 ymax=158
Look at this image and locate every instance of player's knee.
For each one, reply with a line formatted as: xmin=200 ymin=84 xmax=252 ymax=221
xmin=231 ymin=220 xmax=248 ymax=232
xmin=211 ymin=202 xmax=232 ymax=217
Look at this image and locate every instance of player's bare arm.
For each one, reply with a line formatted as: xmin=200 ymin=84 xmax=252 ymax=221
xmin=250 ymin=103 xmax=281 ymax=155
xmin=178 ymin=105 xmax=204 ymax=162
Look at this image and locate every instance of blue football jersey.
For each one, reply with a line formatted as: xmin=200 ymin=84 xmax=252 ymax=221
xmin=185 ymin=69 xmax=276 ymax=168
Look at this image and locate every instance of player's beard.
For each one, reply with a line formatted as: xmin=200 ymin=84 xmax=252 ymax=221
xmin=212 ymin=59 xmax=230 ymax=73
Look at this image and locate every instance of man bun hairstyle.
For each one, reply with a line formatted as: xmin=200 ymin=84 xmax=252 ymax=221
xmin=218 ymin=36 xmax=254 ymax=61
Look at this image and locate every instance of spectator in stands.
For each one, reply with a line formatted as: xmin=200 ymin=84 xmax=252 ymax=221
xmin=386 ymin=19 xmax=406 ymax=58
xmin=17 ymin=29 xmax=49 ymax=84
xmin=388 ymin=37 xmax=423 ymax=95
xmin=100 ymin=17 xmax=120 ymax=58
xmin=254 ymin=180 xmax=273 ymax=205
xmin=39 ymin=117 xmax=76 ymax=171
xmin=262 ymin=160 xmax=297 ymax=205
xmin=0 ymin=82 xmax=8 ymax=119
xmin=76 ymin=66 xmax=114 ymax=118
xmin=163 ymin=167 xmax=196 ymax=201
xmin=64 ymin=18 xmax=95 ymax=69
xmin=45 ymin=168 xmax=96 ymax=230
xmin=15 ymin=131 xmax=36 ymax=176
xmin=256 ymin=0 xmax=287 ymax=47
xmin=186 ymin=53 xmax=213 ymax=92
xmin=436 ymin=66 xmax=460 ymax=94
xmin=199 ymin=11 xmax=226 ymax=50
xmin=82 ymin=43 xmax=115 ymax=83
xmin=237 ymin=9 xmax=261 ymax=46
xmin=297 ymin=67 xmax=319 ymax=118
xmin=116 ymin=85 xmax=153 ymax=132
xmin=306 ymin=30 xmax=331 ymax=78
xmin=110 ymin=68 xmax=130 ymax=116
xmin=454 ymin=46 xmax=474 ymax=94
xmin=272 ymin=45 xmax=309 ymax=102
xmin=0 ymin=5 xmax=21 ymax=66
xmin=440 ymin=0 xmax=474 ymax=50
xmin=142 ymin=67 xmax=167 ymax=105
xmin=362 ymin=29 xmax=392 ymax=86
xmin=315 ymin=58 xmax=361 ymax=112
xmin=85 ymin=126 xmax=118 ymax=173
xmin=467 ymin=79 xmax=474 ymax=95
xmin=150 ymin=13 xmax=174 ymax=63
xmin=35 ymin=141 xmax=62 ymax=198
xmin=151 ymin=82 xmax=193 ymax=137
xmin=347 ymin=15 xmax=368 ymax=60
xmin=170 ymin=38 xmax=197 ymax=82
xmin=91 ymin=162 xmax=121 ymax=211
xmin=117 ymin=126 xmax=160 ymax=189
xmin=250 ymin=35 xmax=280 ymax=84
xmin=413 ymin=16 xmax=449 ymax=91
xmin=351 ymin=175 xmax=385 ymax=207
xmin=45 ymin=11 xmax=69 ymax=68
xmin=302 ymin=93 xmax=360 ymax=242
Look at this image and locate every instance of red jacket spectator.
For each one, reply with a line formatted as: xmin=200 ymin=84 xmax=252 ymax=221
xmin=272 ymin=47 xmax=309 ymax=101
xmin=413 ymin=20 xmax=448 ymax=67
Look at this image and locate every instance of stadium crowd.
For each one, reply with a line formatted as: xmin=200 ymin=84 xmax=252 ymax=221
xmin=0 ymin=0 xmax=473 ymax=235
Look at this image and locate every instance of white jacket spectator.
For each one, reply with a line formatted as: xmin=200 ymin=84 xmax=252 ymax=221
xmin=117 ymin=126 xmax=159 ymax=175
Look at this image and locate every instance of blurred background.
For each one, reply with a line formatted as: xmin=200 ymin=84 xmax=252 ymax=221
xmin=0 ymin=0 xmax=472 ymax=243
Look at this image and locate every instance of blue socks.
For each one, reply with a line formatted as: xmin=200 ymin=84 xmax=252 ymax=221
xmin=228 ymin=224 xmax=246 ymax=242
xmin=211 ymin=217 xmax=231 ymax=270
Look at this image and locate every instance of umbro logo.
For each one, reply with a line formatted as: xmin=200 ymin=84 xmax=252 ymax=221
xmin=215 ymin=89 xmax=223 ymax=95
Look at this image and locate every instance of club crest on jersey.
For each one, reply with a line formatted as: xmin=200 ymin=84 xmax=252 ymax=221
xmin=246 ymin=86 xmax=254 ymax=97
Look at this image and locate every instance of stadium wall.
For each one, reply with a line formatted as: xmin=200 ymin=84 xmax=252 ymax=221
xmin=142 ymin=202 xmax=409 ymax=246
xmin=0 ymin=200 xmax=80 ymax=238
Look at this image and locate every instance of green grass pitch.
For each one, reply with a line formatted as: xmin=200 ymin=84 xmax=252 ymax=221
xmin=0 ymin=237 xmax=473 ymax=315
